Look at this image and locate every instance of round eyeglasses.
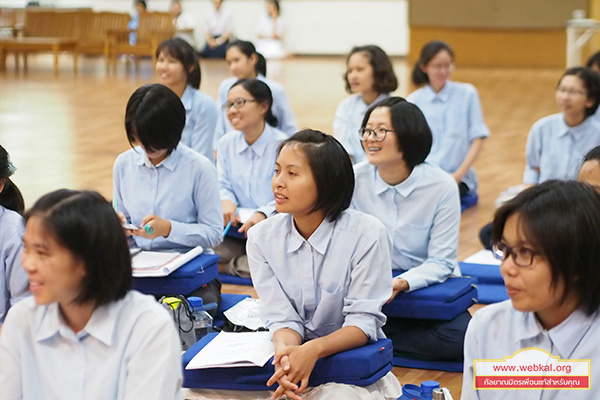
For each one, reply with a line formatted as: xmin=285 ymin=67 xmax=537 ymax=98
xmin=492 ymin=242 xmax=540 ymax=267
xmin=358 ymin=127 xmax=393 ymax=142
xmin=222 ymin=98 xmax=257 ymax=111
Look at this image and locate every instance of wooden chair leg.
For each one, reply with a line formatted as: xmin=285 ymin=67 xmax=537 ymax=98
xmin=73 ymin=50 xmax=78 ymax=75
xmin=53 ymin=45 xmax=59 ymax=76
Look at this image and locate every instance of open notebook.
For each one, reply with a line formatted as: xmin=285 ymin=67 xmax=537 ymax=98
xmin=131 ymin=245 xmax=203 ymax=277
xmin=186 ymin=331 xmax=273 ymax=369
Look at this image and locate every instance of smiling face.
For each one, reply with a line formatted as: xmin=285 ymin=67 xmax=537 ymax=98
xmin=226 ymin=84 xmax=268 ymax=132
xmin=499 ymin=213 xmax=578 ymax=329
xmin=362 ymin=107 xmax=404 ymax=169
xmin=272 ymin=144 xmax=319 ymax=218
xmin=155 ymin=51 xmax=188 ymax=90
xmin=556 ymin=74 xmax=593 ymax=123
xmin=21 ymin=216 xmax=86 ymax=308
xmin=421 ymin=49 xmax=453 ymax=92
xmin=226 ymin=47 xmax=256 ymax=79
xmin=346 ymin=52 xmax=375 ymax=95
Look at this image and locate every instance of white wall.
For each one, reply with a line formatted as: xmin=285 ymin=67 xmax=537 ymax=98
xmin=0 ymin=0 xmax=409 ymax=56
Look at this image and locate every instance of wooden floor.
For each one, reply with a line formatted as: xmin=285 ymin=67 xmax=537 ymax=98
xmin=0 ymin=53 xmax=564 ymax=398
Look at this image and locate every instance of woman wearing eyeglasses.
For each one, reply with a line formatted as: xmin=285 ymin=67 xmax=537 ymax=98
xmin=523 ymin=67 xmax=600 ymax=185
xmin=213 ymin=40 xmax=297 ymax=149
xmin=462 ymin=180 xmax=600 ymax=400
xmin=351 ymin=97 xmax=468 ymax=362
xmin=214 ymin=79 xmax=286 ymax=278
xmin=407 ymin=40 xmax=489 ymax=201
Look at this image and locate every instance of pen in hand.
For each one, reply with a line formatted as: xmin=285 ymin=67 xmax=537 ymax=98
xmin=222 ymin=208 xmax=239 ymax=237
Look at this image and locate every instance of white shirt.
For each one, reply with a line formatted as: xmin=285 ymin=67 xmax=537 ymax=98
xmin=247 ymin=210 xmax=393 ymax=342
xmin=204 ymin=6 xmax=233 ymax=37
xmin=0 ymin=291 xmax=183 ymax=400
xmin=113 ymin=144 xmax=223 ymax=251
xmin=333 ymin=93 xmax=389 ymax=164
xmin=217 ymin=124 xmax=286 ymax=209
xmin=180 ymin=85 xmax=219 ymax=162
xmin=407 ymin=81 xmax=490 ymax=191
xmin=352 ymin=162 xmax=461 ymax=291
xmin=462 ymin=300 xmax=600 ymax=400
xmin=523 ymin=113 xmax=600 ymax=184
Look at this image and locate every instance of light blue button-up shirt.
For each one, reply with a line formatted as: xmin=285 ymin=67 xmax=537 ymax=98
xmin=113 ymin=144 xmax=222 ymax=251
xmin=217 ymin=124 xmax=286 ymax=210
xmin=523 ymin=113 xmax=600 ymax=184
xmin=213 ymin=75 xmax=298 ymax=149
xmin=0 ymin=206 xmax=29 ymax=324
xmin=407 ymin=81 xmax=490 ymax=191
xmin=351 ymin=162 xmax=461 ymax=292
xmin=333 ymin=93 xmax=390 ymax=164
xmin=180 ymin=85 xmax=219 ymax=162
xmin=0 ymin=291 xmax=183 ymax=400
xmin=462 ymin=300 xmax=600 ymax=400
xmin=247 ymin=210 xmax=392 ymax=342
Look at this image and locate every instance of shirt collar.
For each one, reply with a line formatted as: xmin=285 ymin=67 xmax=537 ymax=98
xmin=286 ymin=214 xmax=333 ymax=255
xmin=514 ymin=308 xmax=596 ymax=358
xmin=35 ymin=298 xmax=126 ymax=346
xmin=423 ymin=81 xmax=451 ymax=103
xmin=558 ymin=115 xmax=592 ymax=138
xmin=359 ymin=92 xmax=389 ymax=108
xmin=180 ymin=85 xmax=193 ymax=112
xmin=373 ymin=164 xmax=423 ymax=197
xmin=548 ymin=308 xmax=596 ymax=358
xmin=135 ymin=145 xmax=181 ymax=171
xmin=234 ymin=125 xmax=272 ymax=156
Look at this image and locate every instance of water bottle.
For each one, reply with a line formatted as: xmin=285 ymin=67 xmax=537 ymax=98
xmin=400 ymin=380 xmax=440 ymax=399
xmin=188 ymin=296 xmax=213 ymax=341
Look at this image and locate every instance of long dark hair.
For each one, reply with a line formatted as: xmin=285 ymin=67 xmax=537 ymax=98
xmin=412 ymin=40 xmax=454 ymax=86
xmin=0 ymin=145 xmax=25 ymax=214
xmin=156 ymin=38 xmax=202 ymax=89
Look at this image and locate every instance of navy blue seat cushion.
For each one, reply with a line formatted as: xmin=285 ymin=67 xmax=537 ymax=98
xmin=461 ymin=191 xmax=478 ymax=212
xmin=133 ymin=254 xmax=219 ymax=295
xmin=474 ymin=283 xmax=509 ymax=304
xmin=459 ymin=261 xmax=503 ymax=284
xmin=392 ymin=355 xmax=463 ymax=372
xmin=218 ymin=273 xmax=253 ymax=286
xmin=182 ymin=333 xmax=393 ymax=390
xmin=383 ymin=276 xmax=478 ymax=320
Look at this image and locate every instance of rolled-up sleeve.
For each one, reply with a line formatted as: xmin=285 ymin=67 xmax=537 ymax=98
xmin=342 ymin=225 xmax=392 ymax=341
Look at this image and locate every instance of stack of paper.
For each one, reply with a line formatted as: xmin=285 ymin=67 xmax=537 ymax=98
xmin=186 ymin=331 xmax=274 ymax=369
xmin=132 ymin=245 xmax=203 ymax=277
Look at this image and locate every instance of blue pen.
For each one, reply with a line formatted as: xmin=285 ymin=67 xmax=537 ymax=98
xmin=222 ymin=208 xmax=239 ymax=237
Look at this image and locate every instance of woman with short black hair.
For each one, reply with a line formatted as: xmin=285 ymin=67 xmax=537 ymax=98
xmin=0 ymin=189 xmax=182 ymax=399
xmin=351 ymin=96 xmax=467 ymax=362
xmin=462 ymin=180 xmax=600 ymax=399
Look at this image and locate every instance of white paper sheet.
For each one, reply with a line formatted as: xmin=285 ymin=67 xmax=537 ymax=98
xmin=132 ymin=245 xmax=204 ymax=277
xmin=186 ymin=332 xmax=274 ymax=370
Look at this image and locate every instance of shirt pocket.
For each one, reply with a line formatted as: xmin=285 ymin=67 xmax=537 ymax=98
xmin=445 ymin=108 xmax=468 ymax=139
xmin=394 ymin=222 xmax=431 ymax=269
xmin=309 ymin=287 xmax=345 ymax=336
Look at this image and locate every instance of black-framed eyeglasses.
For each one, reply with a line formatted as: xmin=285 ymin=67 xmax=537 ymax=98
xmin=222 ymin=98 xmax=256 ymax=110
xmin=492 ymin=242 xmax=540 ymax=267
xmin=358 ymin=127 xmax=393 ymax=142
